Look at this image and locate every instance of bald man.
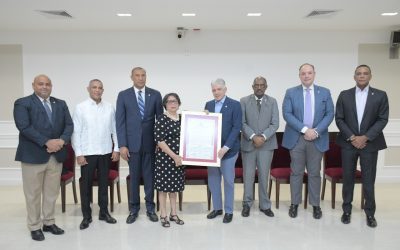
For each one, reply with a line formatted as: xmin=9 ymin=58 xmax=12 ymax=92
xmin=14 ymin=74 xmax=73 ymax=241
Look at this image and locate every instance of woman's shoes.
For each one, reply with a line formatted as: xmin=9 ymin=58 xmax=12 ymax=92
xmin=160 ymin=216 xmax=170 ymax=228
xmin=169 ymin=214 xmax=184 ymax=225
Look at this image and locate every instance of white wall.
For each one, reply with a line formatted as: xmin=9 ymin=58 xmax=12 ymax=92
xmin=0 ymin=30 xmax=389 ymax=130
xmin=1 ymin=30 xmax=398 ymax=184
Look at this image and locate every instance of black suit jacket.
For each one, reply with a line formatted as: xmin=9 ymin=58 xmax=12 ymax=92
xmin=14 ymin=94 xmax=74 ymax=164
xmin=335 ymin=86 xmax=389 ymax=152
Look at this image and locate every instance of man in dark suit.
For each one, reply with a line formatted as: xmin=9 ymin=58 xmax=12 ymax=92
xmin=335 ymin=64 xmax=389 ymax=228
xmin=282 ymin=63 xmax=334 ymax=219
xmin=205 ymin=78 xmax=242 ymax=223
xmin=116 ymin=67 xmax=163 ymax=224
xmin=13 ymin=74 xmax=73 ymax=241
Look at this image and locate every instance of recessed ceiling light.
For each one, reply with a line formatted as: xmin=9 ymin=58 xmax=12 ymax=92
xmin=117 ymin=13 xmax=132 ymax=17
xmin=247 ymin=13 xmax=262 ymax=17
xmin=182 ymin=13 xmax=196 ymax=17
xmin=381 ymin=12 xmax=398 ymax=16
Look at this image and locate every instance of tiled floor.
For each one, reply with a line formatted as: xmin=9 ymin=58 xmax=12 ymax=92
xmin=0 ymin=183 xmax=399 ymax=250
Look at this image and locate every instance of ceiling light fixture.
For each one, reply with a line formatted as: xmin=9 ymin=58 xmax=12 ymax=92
xmin=182 ymin=13 xmax=196 ymax=17
xmin=117 ymin=13 xmax=132 ymax=17
xmin=247 ymin=13 xmax=262 ymax=17
xmin=381 ymin=12 xmax=398 ymax=16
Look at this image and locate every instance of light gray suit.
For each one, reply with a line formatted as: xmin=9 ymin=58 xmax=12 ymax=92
xmin=240 ymin=94 xmax=279 ymax=209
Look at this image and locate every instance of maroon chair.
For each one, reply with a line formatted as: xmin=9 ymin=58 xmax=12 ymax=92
xmin=234 ymin=153 xmax=244 ymax=183
xmin=79 ymin=159 xmax=121 ymax=212
xmin=60 ymin=144 xmax=78 ymax=213
xmin=268 ymin=132 xmax=308 ymax=209
xmin=182 ymin=166 xmax=211 ymax=210
xmin=321 ymin=133 xmax=364 ymax=209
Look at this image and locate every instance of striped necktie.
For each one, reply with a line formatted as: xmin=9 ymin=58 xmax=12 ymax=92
xmin=138 ymin=90 xmax=145 ymax=119
xmin=43 ymin=99 xmax=52 ymax=124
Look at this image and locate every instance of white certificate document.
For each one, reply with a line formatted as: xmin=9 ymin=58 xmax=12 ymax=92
xmin=179 ymin=111 xmax=222 ymax=167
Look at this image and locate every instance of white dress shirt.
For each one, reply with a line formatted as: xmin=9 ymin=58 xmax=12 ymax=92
xmin=356 ymin=85 xmax=369 ymax=130
xmin=72 ymin=98 xmax=119 ymax=156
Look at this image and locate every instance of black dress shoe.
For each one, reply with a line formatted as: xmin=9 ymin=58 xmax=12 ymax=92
xmin=289 ymin=204 xmax=298 ymax=218
xmin=79 ymin=218 xmax=92 ymax=230
xmin=341 ymin=213 xmax=351 ymax=224
xmin=146 ymin=211 xmax=159 ymax=222
xmin=43 ymin=224 xmax=64 ymax=235
xmin=260 ymin=208 xmax=275 ymax=217
xmin=31 ymin=229 xmax=45 ymax=241
xmin=99 ymin=213 xmax=117 ymax=224
xmin=207 ymin=210 xmax=223 ymax=219
xmin=366 ymin=215 xmax=377 ymax=228
xmin=313 ymin=206 xmax=322 ymax=219
xmin=126 ymin=212 xmax=138 ymax=224
xmin=241 ymin=206 xmax=250 ymax=217
xmin=223 ymin=213 xmax=233 ymax=223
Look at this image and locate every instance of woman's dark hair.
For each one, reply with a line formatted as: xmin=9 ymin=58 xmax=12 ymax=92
xmin=162 ymin=93 xmax=181 ymax=109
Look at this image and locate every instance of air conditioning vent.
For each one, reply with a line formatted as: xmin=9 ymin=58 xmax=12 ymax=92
xmin=36 ymin=10 xmax=73 ymax=19
xmin=306 ymin=10 xmax=341 ymax=18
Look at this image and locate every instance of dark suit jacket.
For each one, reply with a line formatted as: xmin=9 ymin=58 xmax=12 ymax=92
xmin=335 ymin=86 xmax=389 ymax=152
xmin=205 ymin=96 xmax=242 ymax=160
xmin=116 ymin=86 xmax=163 ymax=153
xmin=14 ymin=94 xmax=73 ymax=164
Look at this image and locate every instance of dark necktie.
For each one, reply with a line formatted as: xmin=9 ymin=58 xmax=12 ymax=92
xmin=138 ymin=90 xmax=145 ymax=119
xmin=256 ymin=99 xmax=261 ymax=112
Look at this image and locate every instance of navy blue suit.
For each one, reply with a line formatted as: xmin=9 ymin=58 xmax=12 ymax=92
xmin=14 ymin=94 xmax=73 ymax=163
xmin=205 ymin=96 xmax=242 ymax=213
xmin=116 ymin=86 xmax=163 ymax=213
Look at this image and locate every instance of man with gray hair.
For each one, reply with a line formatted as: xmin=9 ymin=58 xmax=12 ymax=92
xmin=240 ymin=76 xmax=279 ymax=217
xmin=72 ymin=79 xmax=120 ymax=230
xmin=205 ymin=78 xmax=242 ymax=223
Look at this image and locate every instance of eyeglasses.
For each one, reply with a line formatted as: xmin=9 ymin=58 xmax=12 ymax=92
xmin=166 ymin=100 xmax=179 ymax=104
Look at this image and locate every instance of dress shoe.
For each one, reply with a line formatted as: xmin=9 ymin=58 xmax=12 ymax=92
xmin=341 ymin=213 xmax=351 ymax=224
xmin=207 ymin=209 xmax=223 ymax=219
xmin=313 ymin=206 xmax=322 ymax=219
xmin=366 ymin=215 xmax=377 ymax=228
xmin=146 ymin=211 xmax=159 ymax=222
xmin=42 ymin=224 xmax=64 ymax=235
xmin=223 ymin=213 xmax=233 ymax=223
xmin=99 ymin=212 xmax=117 ymax=224
xmin=79 ymin=218 xmax=92 ymax=230
xmin=126 ymin=212 xmax=138 ymax=224
xmin=288 ymin=204 xmax=298 ymax=218
xmin=241 ymin=206 xmax=250 ymax=217
xmin=30 ymin=229 xmax=45 ymax=241
xmin=260 ymin=208 xmax=275 ymax=217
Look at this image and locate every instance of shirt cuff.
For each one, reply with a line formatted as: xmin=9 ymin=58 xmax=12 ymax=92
xmin=301 ymin=127 xmax=308 ymax=134
xmin=261 ymin=134 xmax=267 ymax=140
xmin=223 ymin=146 xmax=230 ymax=151
xmin=249 ymin=133 xmax=256 ymax=140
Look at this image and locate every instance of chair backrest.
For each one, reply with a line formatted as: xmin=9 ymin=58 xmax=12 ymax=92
xmin=324 ymin=142 xmax=342 ymax=169
xmin=109 ymin=159 xmax=120 ymax=172
xmin=63 ymin=144 xmax=76 ymax=173
xmin=271 ymin=132 xmax=291 ymax=169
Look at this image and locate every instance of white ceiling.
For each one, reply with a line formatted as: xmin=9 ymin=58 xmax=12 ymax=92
xmin=0 ymin=0 xmax=399 ymax=32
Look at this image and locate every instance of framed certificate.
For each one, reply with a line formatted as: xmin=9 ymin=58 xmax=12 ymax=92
xmin=179 ymin=111 xmax=222 ymax=167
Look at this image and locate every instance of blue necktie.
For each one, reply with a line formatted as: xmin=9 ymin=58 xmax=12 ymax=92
xmin=43 ymin=99 xmax=52 ymax=124
xmin=304 ymin=88 xmax=313 ymax=128
xmin=137 ymin=90 xmax=145 ymax=119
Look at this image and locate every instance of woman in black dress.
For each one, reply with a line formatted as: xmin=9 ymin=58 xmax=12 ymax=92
xmin=154 ymin=93 xmax=185 ymax=227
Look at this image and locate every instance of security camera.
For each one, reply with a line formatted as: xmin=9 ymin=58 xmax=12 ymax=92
xmin=176 ymin=27 xmax=187 ymax=39
xmin=177 ymin=31 xmax=183 ymax=39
